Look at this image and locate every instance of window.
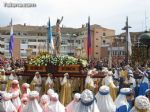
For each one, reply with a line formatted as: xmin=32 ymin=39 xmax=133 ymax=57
xmin=21 ymin=52 xmax=27 ymax=57
xmin=4 ymin=52 xmax=10 ymax=57
xmin=103 ymin=40 xmax=106 ymax=44
xmin=96 ymin=38 xmax=99 ymax=40
xmin=38 ymin=39 xmax=46 ymax=42
xmin=103 ymin=32 xmax=106 ymax=36
xmin=96 ymin=45 xmax=98 ymax=47
xmin=21 ymin=39 xmax=28 ymax=44
xmin=28 ymin=45 xmax=36 ymax=49
xmin=61 ymin=41 xmax=66 ymax=45
xmin=32 ymin=52 xmax=36 ymax=55
xmin=5 ymin=38 xmax=10 ymax=43
xmin=28 ymin=39 xmax=36 ymax=42
xmin=96 ymin=52 xmax=98 ymax=54
xmin=5 ymin=45 xmax=9 ymax=50
xmin=76 ymin=40 xmax=80 ymax=44
xmin=68 ymin=40 xmax=74 ymax=43
xmin=1 ymin=45 xmax=4 ymax=48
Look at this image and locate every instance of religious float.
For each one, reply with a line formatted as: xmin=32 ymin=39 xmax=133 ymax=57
xmin=23 ymin=52 xmax=105 ymax=78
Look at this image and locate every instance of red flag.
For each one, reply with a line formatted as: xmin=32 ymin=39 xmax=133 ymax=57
xmin=87 ymin=17 xmax=91 ymax=60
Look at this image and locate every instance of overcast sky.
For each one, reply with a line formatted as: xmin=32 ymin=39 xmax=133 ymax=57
xmin=0 ymin=0 xmax=150 ymax=34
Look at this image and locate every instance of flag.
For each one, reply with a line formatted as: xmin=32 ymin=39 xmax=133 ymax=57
xmin=128 ymin=30 xmax=132 ymax=56
xmin=48 ymin=18 xmax=54 ymax=50
xmin=87 ymin=16 xmax=91 ymax=60
xmin=108 ymin=49 xmax=112 ymax=68
xmin=9 ymin=19 xmax=14 ymax=56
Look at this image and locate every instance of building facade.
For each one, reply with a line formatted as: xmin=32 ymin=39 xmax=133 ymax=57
xmin=0 ymin=24 xmax=116 ymax=60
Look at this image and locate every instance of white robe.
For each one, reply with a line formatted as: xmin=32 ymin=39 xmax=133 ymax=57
xmin=48 ymin=101 xmax=65 ymax=112
xmin=95 ymin=92 xmax=116 ymax=112
xmin=22 ymin=99 xmax=43 ymax=112
xmin=65 ymin=100 xmax=79 ymax=112
xmin=74 ymin=101 xmax=99 ymax=112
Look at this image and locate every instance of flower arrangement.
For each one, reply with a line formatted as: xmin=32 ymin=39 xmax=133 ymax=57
xmin=28 ymin=53 xmax=88 ymax=67
xmin=29 ymin=53 xmax=51 ymax=66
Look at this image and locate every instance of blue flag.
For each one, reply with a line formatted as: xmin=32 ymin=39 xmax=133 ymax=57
xmin=9 ymin=19 xmax=14 ymax=56
xmin=48 ymin=18 xmax=54 ymax=50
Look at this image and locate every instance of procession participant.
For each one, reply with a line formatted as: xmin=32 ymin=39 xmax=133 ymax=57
xmin=21 ymin=83 xmax=30 ymax=95
xmin=113 ymin=68 xmax=120 ymax=87
xmin=95 ymin=85 xmax=116 ymax=112
xmin=40 ymin=94 xmax=49 ymax=112
xmin=71 ymin=77 xmax=80 ymax=93
xmin=60 ymin=73 xmax=72 ymax=106
xmin=92 ymin=68 xmax=100 ymax=93
xmin=120 ymin=66 xmax=128 ymax=80
xmin=0 ymin=69 xmax=7 ymax=91
xmin=6 ymin=70 xmax=18 ymax=92
xmin=9 ymin=80 xmax=21 ymax=110
xmin=115 ymin=88 xmax=132 ymax=112
xmin=0 ymin=92 xmax=6 ymax=112
xmin=53 ymin=77 xmax=61 ymax=93
xmin=47 ymin=88 xmax=55 ymax=96
xmin=9 ymin=80 xmax=21 ymax=93
xmin=74 ymin=89 xmax=99 ymax=112
xmin=126 ymin=90 xmax=135 ymax=111
xmin=47 ymin=88 xmax=55 ymax=104
xmin=45 ymin=73 xmax=54 ymax=93
xmin=85 ymin=70 xmax=95 ymax=91
xmin=65 ymin=93 xmax=81 ymax=112
xmin=2 ymin=92 xmax=17 ymax=112
xmin=30 ymin=72 xmax=42 ymax=93
xmin=130 ymin=96 xmax=150 ymax=112
xmin=127 ymin=69 xmax=136 ymax=90
xmin=102 ymin=70 xmax=117 ymax=101
xmin=18 ymin=94 xmax=28 ymax=112
xmin=145 ymin=89 xmax=150 ymax=101
xmin=22 ymin=91 xmax=43 ymax=112
xmin=47 ymin=92 xmax=65 ymax=112
xmin=139 ymin=72 xmax=149 ymax=96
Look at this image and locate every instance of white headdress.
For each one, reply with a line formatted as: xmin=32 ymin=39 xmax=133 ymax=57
xmin=74 ymin=93 xmax=81 ymax=100
xmin=47 ymin=89 xmax=54 ymax=97
xmin=74 ymin=89 xmax=99 ymax=112
xmin=135 ymin=96 xmax=150 ymax=110
xmin=96 ymin=85 xmax=116 ymax=112
xmin=115 ymin=88 xmax=131 ymax=109
xmin=22 ymin=91 xmax=43 ymax=112
xmin=47 ymin=93 xmax=65 ymax=112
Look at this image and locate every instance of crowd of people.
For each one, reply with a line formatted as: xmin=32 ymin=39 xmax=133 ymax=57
xmin=0 ymin=57 xmax=150 ymax=111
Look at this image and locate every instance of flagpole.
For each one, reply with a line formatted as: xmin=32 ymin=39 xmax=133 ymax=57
xmin=122 ymin=17 xmax=131 ymax=65
xmin=87 ymin=16 xmax=91 ymax=62
xmin=9 ymin=18 xmax=14 ymax=69
xmin=126 ymin=17 xmax=129 ymax=64
xmin=47 ymin=18 xmax=50 ymax=53
xmin=47 ymin=32 xmax=49 ymax=53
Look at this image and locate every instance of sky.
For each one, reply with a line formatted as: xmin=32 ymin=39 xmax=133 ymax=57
xmin=0 ymin=0 xmax=150 ymax=34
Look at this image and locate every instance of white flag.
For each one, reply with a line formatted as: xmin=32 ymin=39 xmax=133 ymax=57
xmin=128 ymin=31 xmax=132 ymax=56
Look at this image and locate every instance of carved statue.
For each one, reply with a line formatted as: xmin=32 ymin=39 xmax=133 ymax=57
xmin=55 ymin=16 xmax=63 ymax=55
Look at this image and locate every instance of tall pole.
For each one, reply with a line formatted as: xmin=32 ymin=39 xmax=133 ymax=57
xmin=47 ymin=30 xmax=49 ymax=53
xmin=126 ymin=17 xmax=129 ymax=64
xmin=122 ymin=17 xmax=131 ymax=65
